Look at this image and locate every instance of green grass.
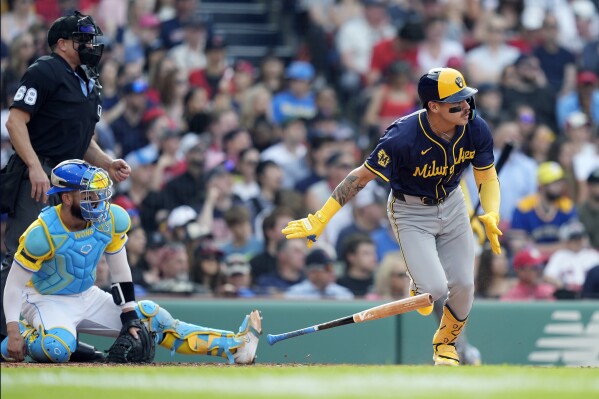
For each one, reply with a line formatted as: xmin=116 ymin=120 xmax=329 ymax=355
xmin=2 ymin=364 xmax=598 ymax=399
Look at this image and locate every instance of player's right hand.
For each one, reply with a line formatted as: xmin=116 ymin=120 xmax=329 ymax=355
xmin=6 ymin=334 xmax=26 ymax=362
xmin=29 ymin=164 xmax=50 ymax=203
xmin=282 ymin=213 xmax=328 ymax=248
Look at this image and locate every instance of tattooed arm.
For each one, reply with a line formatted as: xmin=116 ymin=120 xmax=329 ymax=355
xmin=282 ymin=164 xmax=378 ymax=247
xmin=331 ymin=165 xmax=378 ymax=206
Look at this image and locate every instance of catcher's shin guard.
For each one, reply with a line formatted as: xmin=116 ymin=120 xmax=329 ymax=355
xmin=135 ymin=300 xmax=245 ymax=364
xmin=160 ymin=321 xmax=244 ymax=363
xmin=432 ymin=305 xmax=466 ymax=366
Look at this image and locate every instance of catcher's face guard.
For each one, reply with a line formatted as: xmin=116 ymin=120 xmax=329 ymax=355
xmin=79 ymin=168 xmax=112 ymax=227
xmin=47 ymin=159 xmax=113 ymax=229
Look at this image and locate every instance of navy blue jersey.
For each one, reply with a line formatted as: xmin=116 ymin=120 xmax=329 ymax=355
xmin=365 ymin=110 xmax=494 ymax=199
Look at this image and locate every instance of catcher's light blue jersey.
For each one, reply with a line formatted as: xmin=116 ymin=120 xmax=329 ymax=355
xmin=14 ymin=204 xmax=130 ymax=295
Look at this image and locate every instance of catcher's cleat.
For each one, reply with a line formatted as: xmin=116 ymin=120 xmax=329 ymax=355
xmin=233 ymin=310 xmax=262 ymax=365
xmin=433 ymin=343 xmax=460 ymax=366
xmin=432 ymin=305 xmax=466 ymax=366
xmin=70 ymin=341 xmax=106 ymax=363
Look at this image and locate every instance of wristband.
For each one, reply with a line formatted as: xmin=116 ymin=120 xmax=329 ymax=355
xmin=120 ymin=310 xmax=139 ymax=325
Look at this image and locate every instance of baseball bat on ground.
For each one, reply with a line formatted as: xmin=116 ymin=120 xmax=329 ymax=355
xmin=267 ymin=293 xmax=433 ymax=346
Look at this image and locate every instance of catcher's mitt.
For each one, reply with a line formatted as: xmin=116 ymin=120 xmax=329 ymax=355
xmin=106 ymin=311 xmax=155 ymax=363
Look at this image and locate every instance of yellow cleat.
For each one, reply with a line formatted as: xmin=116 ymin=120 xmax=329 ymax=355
xmin=433 ymin=343 xmax=460 ymax=366
xmin=432 ymin=306 xmax=467 ymax=366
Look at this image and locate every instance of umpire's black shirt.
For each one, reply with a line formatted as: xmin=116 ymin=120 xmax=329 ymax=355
xmin=9 ymin=53 xmax=101 ymax=160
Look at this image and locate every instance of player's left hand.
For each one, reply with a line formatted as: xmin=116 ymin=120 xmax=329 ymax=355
xmin=478 ymin=211 xmax=503 ymax=254
xmin=107 ymin=159 xmax=131 ymax=183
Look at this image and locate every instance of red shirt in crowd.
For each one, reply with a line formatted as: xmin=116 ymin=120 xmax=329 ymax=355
xmin=500 ymin=282 xmax=556 ymax=301
xmin=370 ymin=39 xmax=419 ymax=75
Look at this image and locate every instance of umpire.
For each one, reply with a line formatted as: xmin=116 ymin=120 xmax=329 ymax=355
xmin=0 ymin=11 xmax=130 ymax=354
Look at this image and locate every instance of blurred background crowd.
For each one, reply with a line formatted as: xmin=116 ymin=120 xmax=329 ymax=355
xmin=1 ymin=0 xmax=598 ymax=301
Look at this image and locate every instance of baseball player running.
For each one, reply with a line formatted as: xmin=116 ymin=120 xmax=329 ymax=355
xmin=2 ymin=160 xmax=261 ymax=364
xmin=283 ymin=68 xmax=501 ymax=366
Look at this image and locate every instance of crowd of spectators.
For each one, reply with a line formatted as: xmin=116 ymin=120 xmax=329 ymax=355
xmin=1 ymin=0 xmax=598 ymax=300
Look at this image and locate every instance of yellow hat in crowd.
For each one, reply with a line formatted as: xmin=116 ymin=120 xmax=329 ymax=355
xmin=537 ymin=162 xmax=564 ymax=186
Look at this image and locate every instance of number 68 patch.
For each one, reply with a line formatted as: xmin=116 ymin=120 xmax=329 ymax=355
xmin=14 ymin=85 xmax=38 ymax=105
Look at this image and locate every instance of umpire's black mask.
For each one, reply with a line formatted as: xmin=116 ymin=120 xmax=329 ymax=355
xmin=76 ymin=39 xmax=104 ymax=69
xmin=73 ymin=12 xmax=104 ymax=69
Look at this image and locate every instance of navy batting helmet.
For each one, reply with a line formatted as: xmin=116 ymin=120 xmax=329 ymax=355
xmin=418 ymin=68 xmax=478 ymax=118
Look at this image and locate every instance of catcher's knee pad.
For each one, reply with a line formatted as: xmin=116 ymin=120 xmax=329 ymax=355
xmin=161 ymin=321 xmax=243 ymax=364
xmin=28 ymin=327 xmax=77 ymax=363
xmin=135 ymin=300 xmax=176 ymax=344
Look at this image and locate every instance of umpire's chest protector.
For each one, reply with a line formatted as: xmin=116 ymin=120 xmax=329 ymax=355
xmin=32 ymin=206 xmax=112 ymax=295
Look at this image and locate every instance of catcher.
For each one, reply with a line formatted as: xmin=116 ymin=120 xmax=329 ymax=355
xmin=1 ymin=160 xmax=261 ymax=364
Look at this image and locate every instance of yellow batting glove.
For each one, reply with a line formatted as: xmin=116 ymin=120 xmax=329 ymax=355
xmin=470 ymin=216 xmax=486 ymax=246
xmin=478 ymin=211 xmax=503 ymax=254
xmin=281 ymin=197 xmax=341 ymax=248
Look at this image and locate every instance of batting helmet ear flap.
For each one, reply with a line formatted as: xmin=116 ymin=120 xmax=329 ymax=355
xmin=466 ymin=96 xmax=476 ymax=120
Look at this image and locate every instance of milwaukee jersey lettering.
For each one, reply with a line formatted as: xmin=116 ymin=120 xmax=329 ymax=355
xmin=365 ymin=110 xmax=494 ymax=199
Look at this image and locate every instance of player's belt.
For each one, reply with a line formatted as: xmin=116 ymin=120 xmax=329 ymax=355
xmin=393 ymin=192 xmax=445 ymax=206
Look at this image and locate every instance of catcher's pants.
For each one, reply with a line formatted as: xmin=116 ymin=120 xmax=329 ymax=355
xmin=20 ymin=285 xmax=122 ymax=339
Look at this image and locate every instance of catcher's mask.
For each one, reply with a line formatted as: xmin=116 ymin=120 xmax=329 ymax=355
xmin=47 ymin=159 xmax=113 ymax=230
xmin=418 ymin=67 xmax=478 ymax=120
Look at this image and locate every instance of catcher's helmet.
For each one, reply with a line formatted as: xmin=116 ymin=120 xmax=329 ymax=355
xmin=418 ymin=67 xmax=477 ymax=108
xmin=47 ymin=159 xmax=113 ymax=226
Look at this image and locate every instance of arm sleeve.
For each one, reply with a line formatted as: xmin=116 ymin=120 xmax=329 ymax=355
xmin=3 ymin=262 xmax=33 ymax=323
xmin=105 ymin=247 xmax=133 ymax=283
xmin=473 ymin=166 xmax=500 ymax=215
